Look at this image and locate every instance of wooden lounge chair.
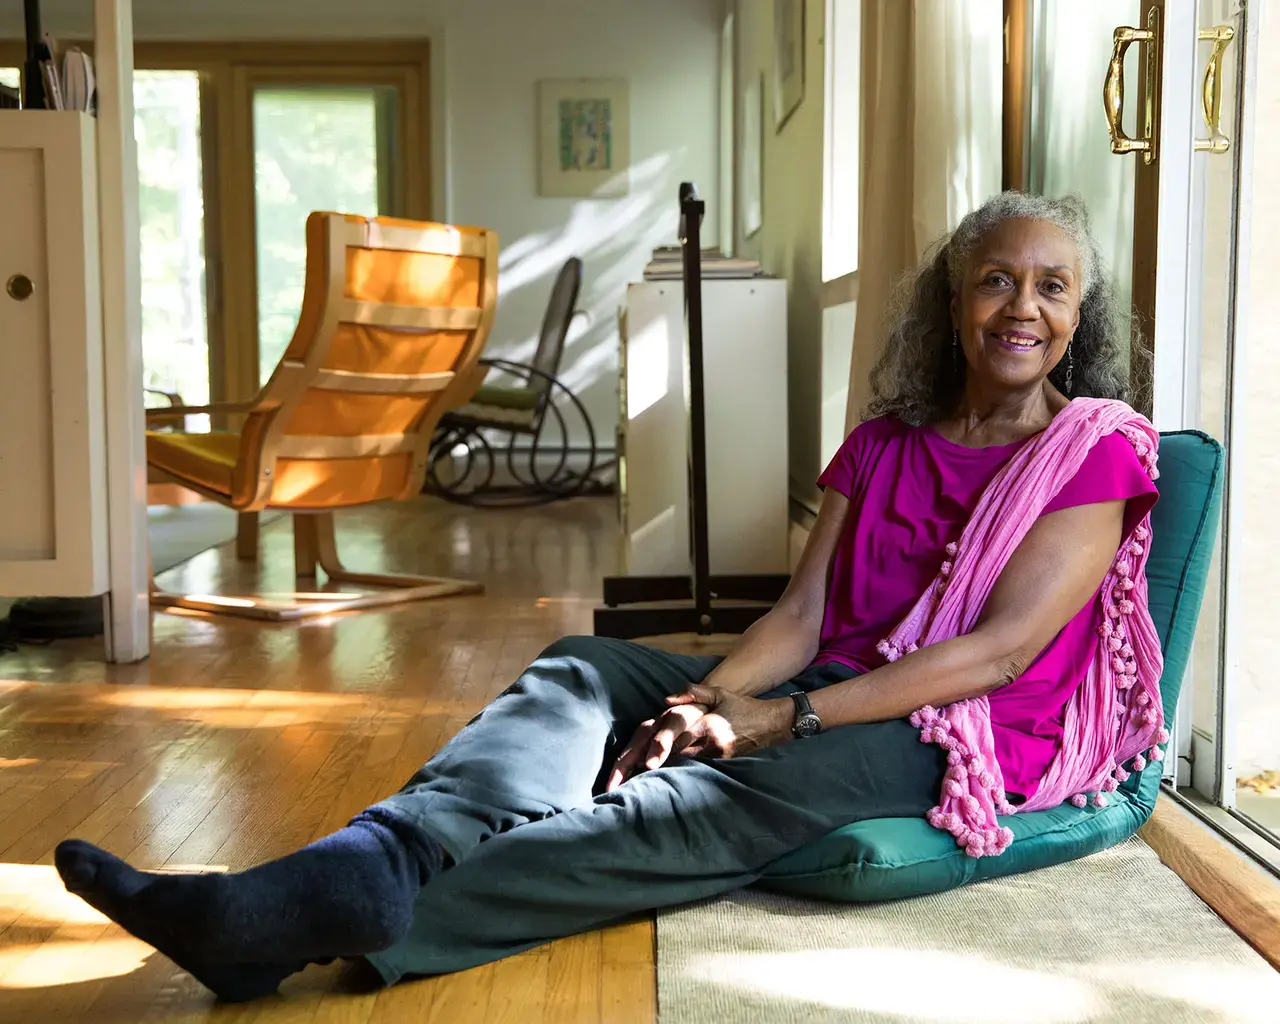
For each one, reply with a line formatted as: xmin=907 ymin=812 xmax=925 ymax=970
xmin=145 ymin=211 xmax=497 ymax=621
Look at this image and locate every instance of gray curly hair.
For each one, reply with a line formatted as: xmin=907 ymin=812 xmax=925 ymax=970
xmin=864 ymin=191 xmax=1148 ymax=426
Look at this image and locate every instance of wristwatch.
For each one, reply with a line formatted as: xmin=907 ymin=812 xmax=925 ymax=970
xmin=790 ymin=691 xmax=823 ymax=738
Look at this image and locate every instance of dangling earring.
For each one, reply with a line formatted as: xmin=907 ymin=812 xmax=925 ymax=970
xmin=952 ymin=329 xmax=961 ymax=370
xmin=1065 ymin=342 xmax=1074 ymax=394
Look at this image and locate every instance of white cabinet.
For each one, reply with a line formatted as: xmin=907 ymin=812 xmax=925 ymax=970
xmin=0 ymin=112 xmax=108 ymax=596
xmin=617 ymin=278 xmax=788 ymax=576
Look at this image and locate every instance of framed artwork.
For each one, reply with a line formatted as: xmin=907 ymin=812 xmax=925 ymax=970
xmin=773 ymin=0 xmax=805 ymax=130
xmin=536 ymin=78 xmax=630 ymax=198
xmin=741 ymin=73 xmax=763 ymax=239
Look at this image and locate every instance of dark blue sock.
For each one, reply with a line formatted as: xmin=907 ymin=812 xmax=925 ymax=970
xmin=55 ymin=818 xmax=440 ymax=999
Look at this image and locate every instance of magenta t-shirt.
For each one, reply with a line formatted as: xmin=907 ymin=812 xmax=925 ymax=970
xmin=815 ymin=416 xmax=1158 ymax=801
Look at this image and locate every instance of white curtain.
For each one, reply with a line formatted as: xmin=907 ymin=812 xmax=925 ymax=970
xmin=913 ymin=0 xmax=1005 ymax=249
xmin=844 ymin=0 xmax=1003 ymax=429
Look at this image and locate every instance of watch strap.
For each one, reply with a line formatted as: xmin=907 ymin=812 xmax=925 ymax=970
xmin=790 ymin=690 xmax=815 ymax=718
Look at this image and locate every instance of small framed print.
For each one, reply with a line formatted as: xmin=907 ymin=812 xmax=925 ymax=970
xmin=537 ymin=78 xmax=630 ymax=198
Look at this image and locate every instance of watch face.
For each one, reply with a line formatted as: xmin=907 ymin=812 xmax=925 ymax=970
xmin=795 ymin=713 xmax=822 ymax=738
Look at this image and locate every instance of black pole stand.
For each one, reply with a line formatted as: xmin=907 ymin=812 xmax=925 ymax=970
xmin=22 ymin=0 xmax=47 ymax=110
xmin=593 ymin=183 xmax=789 ymax=639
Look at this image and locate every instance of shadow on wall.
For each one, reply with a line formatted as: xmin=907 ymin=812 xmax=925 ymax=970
xmin=481 ymin=151 xmax=689 ymax=445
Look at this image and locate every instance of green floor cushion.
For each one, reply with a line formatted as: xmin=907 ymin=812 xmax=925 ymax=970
xmin=760 ymin=430 xmax=1225 ymax=902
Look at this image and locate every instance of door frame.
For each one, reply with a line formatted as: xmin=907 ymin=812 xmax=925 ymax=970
xmin=1208 ymin=0 xmax=1259 ymax=811
xmin=135 ymin=42 xmax=431 ymax=404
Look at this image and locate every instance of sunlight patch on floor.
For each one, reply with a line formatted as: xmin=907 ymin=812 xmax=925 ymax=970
xmin=98 ymin=687 xmax=369 ymax=711
xmin=694 ymin=948 xmax=1105 ymax=1022
xmin=0 ymin=938 xmax=151 ymax=989
xmin=0 ymin=864 xmax=109 ymax=928
xmin=1089 ymin=960 xmax=1280 ymax=1020
xmin=692 ymin=946 xmax=1280 ymax=1023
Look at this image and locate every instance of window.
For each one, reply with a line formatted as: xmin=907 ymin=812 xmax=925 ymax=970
xmin=135 ymin=70 xmax=210 ymax=413
xmin=822 ymin=0 xmax=861 ymax=282
xmin=0 ymin=67 xmax=19 ymax=90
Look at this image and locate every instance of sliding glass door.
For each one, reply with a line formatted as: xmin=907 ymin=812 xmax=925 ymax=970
xmin=1023 ymin=1 xmax=1276 ymax=868
xmin=1181 ymin=0 xmax=1280 ymax=852
xmin=1140 ymin=0 xmax=1277 ymax=862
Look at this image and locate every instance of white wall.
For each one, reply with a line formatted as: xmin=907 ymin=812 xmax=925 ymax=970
xmin=734 ymin=0 xmax=827 ymax=503
xmin=11 ymin=0 xmax=723 ymax=448
xmin=821 ymin=299 xmax=855 ymax=473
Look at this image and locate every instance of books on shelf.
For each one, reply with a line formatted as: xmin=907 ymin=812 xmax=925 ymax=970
xmin=19 ymin=34 xmax=95 ymax=112
xmin=643 ymin=244 xmax=763 ymax=281
xmin=62 ymin=48 xmax=95 ymax=114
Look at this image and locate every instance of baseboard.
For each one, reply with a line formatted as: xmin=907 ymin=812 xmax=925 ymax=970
xmin=1139 ymin=794 xmax=1280 ymax=970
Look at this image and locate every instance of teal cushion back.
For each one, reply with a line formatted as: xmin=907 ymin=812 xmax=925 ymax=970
xmin=1143 ymin=432 xmax=1226 ymax=726
xmin=760 ymin=431 xmax=1226 ymax=902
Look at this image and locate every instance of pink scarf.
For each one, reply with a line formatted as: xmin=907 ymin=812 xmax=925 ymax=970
xmin=877 ymin=399 xmax=1167 ymax=858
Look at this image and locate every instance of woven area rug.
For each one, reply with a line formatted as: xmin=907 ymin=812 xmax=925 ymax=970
xmin=657 ymin=838 xmax=1280 ymax=1023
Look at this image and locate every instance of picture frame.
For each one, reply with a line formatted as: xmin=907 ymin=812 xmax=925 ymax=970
xmin=773 ymin=0 xmax=805 ymax=131
xmin=536 ymin=78 xmax=630 ymax=198
xmin=741 ymin=73 xmax=763 ymax=239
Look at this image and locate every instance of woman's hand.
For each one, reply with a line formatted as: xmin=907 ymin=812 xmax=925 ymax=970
xmin=606 ymin=685 xmax=794 ymax=791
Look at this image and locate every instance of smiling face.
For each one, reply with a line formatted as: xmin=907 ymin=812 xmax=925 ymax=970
xmin=950 ymin=217 xmax=1083 ymax=397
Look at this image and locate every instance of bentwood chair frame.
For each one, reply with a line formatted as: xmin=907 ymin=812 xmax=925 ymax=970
xmin=428 ymin=256 xmax=599 ymax=505
xmin=145 ymin=212 xmax=498 ymax=621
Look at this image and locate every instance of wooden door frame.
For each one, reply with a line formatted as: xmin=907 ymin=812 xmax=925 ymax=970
xmin=1001 ymin=0 xmax=1029 ymax=192
xmin=0 ymin=39 xmax=432 ymax=406
xmin=140 ymin=42 xmax=432 ymax=405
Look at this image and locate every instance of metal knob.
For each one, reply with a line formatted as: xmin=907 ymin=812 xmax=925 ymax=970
xmin=6 ymin=274 xmax=33 ymax=301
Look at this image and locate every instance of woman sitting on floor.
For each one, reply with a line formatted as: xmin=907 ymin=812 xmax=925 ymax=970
xmin=55 ymin=191 xmax=1166 ymax=1002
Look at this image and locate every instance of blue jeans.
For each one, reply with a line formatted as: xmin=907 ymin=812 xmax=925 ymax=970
xmin=364 ymin=635 xmax=944 ymax=982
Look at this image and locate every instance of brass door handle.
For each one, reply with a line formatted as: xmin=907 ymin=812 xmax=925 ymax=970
xmin=1103 ymin=9 xmax=1161 ymax=165
xmin=1195 ymin=25 xmax=1234 ymax=154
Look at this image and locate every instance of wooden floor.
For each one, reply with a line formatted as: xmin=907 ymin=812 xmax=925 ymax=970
xmin=0 ymin=496 xmax=664 ymax=1024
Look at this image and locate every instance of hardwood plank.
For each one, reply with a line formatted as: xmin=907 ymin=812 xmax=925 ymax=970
xmin=307 ymin=699 xmax=431 ymax=841
xmin=367 ymin=973 xmax=436 ymax=1023
xmin=601 ymin=961 xmax=656 ymax=1024
xmin=545 ymin=930 xmax=603 ymax=1024
xmin=422 ymin=964 xmax=492 ymax=1024
xmin=599 ymin=917 xmax=654 ymax=966
xmin=484 ymin=950 xmax=550 ymax=1024
xmin=0 ymin=496 xmax=639 ymax=1021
